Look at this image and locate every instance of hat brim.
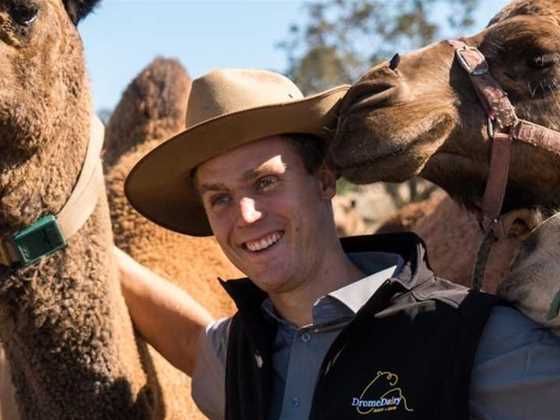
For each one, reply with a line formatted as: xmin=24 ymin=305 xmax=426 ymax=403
xmin=125 ymin=84 xmax=349 ymax=236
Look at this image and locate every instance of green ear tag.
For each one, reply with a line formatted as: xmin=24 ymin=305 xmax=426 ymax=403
xmin=546 ymin=289 xmax=560 ymax=321
xmin=12 ymin=215 xmax=67 ymax=267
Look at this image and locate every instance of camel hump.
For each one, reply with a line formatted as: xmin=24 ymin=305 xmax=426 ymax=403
xmin=104 ymin=57 xmax=192 ymax=169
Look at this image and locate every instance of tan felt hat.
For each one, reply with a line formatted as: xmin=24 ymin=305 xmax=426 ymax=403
xmin=125 ymin=68 xmax=349 ymax=236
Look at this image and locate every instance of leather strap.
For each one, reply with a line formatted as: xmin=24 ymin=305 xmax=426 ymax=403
xmin=57 ymin=116 xmax=105 ymax=240
xmin=451 ymin=40 xmax=560 ymax=228
xmin=452 ymin=40 xmax=516 ymax=232
xmin=480 ymin=132 xmax=512 ymax=230
xmin=449 ymin=39 xmax=560 ymax=290
xmin=0 ymin=115 xmax=105 ymax=267
xmin=512 ymin=120 xmax=560 ymax=157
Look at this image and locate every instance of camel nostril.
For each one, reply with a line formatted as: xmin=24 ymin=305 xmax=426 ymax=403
xmin=389 ymin=53 xmax=401 ymax=70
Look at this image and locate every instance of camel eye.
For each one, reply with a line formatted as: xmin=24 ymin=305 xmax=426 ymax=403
xmin=9 ymin=4 xmax=39 ymax=26
xmin=528 ymin=53 xmax=559 ymax=70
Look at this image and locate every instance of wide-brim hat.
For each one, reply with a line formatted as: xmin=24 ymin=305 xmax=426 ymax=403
xmin=125 ymin=68 xmax=349 ymax=236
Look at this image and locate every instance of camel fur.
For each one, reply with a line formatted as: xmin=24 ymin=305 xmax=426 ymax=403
xmin=0 ymin=1 xmax=187 ymax=418
xmin=378 ymin=194 xmax=560 ymax=333
xmin=104 ymin=57 xmax=240 ymax=419
xmin=332 ymin=0 xmax=560 ymax=332
xmin=377 ymin=192 xmax=513 ymax=294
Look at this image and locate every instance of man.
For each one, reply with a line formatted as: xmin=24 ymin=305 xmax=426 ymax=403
xmin=118 ymin=68 xmax=560 ymax=420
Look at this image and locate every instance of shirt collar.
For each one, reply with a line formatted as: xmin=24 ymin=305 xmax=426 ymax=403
xmin=261 ymin=251 xmax=404 ymax=327
xmin=326 ymin=252 xmax=403 ymax=314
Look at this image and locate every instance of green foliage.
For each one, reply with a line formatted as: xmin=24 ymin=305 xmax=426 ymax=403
xmin=279 ymin=0 xmax=480 ymax=94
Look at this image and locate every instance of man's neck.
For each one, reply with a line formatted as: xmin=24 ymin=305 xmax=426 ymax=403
xmin=269 ymin=244 xmax=365 ymax=328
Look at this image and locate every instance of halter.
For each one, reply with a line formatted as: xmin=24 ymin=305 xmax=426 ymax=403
xmin=0 ymin=116 xmax=105 ymax=268
xmin=449 ymin=40 xmax=560 ymax=289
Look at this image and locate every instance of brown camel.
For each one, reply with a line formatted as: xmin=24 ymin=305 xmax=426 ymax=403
xmin=377 ymin=192 xmax=525 ymax=294
xmin=331 ymin=0 xmax=560 ymax=329
xmin=377 ymin=192 xmax=560 ymax=332
xmin=331 ymin=0 xmax=560 ymax=215
xmin=0 ymin=1 xmax=195 ymax=418
xmin=104 ymin=57 xmax=240 ymax=419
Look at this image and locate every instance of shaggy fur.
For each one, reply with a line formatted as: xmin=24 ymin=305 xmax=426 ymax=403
xmin=378 ymin=194 xmax=560 ymax=333
xmin=0 ymin=1 xmax=162 ymax=418
xmin=332 ymin=0 xmax=560 ymax=215
xmin=104 ymin=57 xmax=240 ymax=418
xmin=497 ymin=212 xmax=560 ymax=334
xmin=377 ymin=193 xmax=523 ymax=294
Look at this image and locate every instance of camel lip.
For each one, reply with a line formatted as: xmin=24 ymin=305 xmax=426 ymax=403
xmin=328 ymin=149 xmax=416 ymax=183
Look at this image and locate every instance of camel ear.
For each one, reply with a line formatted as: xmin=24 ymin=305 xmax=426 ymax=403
xmin=63 ymin=0 xmax=101 ymax=25
xmin=500 ymin=209 xmax=543 ymax=241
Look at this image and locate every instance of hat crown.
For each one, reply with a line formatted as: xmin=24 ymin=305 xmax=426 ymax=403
xmin=186 ymin=69 xmax=304 ymax=128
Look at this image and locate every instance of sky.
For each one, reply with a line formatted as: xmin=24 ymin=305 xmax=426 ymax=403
xmin=79 ymin=0 xmax=510 ymax=112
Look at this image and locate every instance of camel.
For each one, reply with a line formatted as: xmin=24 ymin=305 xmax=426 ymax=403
xmin=0 ymin=1 xmax=218 ymax=418
xmin=330 ymin=0 xmax=560 ymax=329
xmin=377 ymin=192 xmax=560 ymax=333
xmin=377 ymin=192 xmax=528 ymax=294
xmin=104 ymin=57 xmax=241 ymax=418
xmin=104 ymin=58 xmax=239 ymax=321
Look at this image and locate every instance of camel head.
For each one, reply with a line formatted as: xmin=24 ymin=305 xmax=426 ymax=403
xmin=0 ymin=0 xmax=100 ymax=231
xmin=0 ymin=0 xmax=99 ymax=164
xmin=332 ymin=0 xmax=560 ymax=214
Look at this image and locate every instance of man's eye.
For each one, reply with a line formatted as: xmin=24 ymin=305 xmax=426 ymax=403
xmin=210 ymin=194 xmax=231 ymax=207
xmin=256 ymin=175 xmax=278 ymax=191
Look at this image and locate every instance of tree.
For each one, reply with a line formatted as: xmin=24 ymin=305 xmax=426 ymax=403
xmin=280 ymin=0 xmax=480 ymax=204
xmin=280 ymin=0 xmax=479 ymax=94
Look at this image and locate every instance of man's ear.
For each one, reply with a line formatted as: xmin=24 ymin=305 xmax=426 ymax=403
xmin=63 ymin=0 xmax=101 ymax=25
xmin=317 ymin=164 xmax=337 ymax=200
xmin=500 ymin=208 xmax=544 ymax=241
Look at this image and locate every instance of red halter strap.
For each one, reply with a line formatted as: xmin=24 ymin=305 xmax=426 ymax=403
xmin=449 ymin=40 xmax=560 ymax=232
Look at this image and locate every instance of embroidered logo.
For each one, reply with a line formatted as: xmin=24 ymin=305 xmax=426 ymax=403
xmin=351 ymin=371 xmax=414 ymax=415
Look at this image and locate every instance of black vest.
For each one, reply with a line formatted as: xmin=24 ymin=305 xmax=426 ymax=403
xmin=220 ymin=233 xmax=503 ymax=420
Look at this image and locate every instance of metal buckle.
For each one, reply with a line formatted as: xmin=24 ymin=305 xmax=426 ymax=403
xmin=487 ymin=116 xmax=495 ymax=139
xmin=10 ymin=215 xmax=67 ymax=267
xmin=455 ymin=46 xmax=489 ymax=76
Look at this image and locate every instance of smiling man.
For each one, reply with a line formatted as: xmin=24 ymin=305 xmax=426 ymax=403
xmin=118 ymin=69 xmax=560 ymax=420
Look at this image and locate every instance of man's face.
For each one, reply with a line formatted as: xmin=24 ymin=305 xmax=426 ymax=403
xmin=195 ymin=135 xmax=337 ymax=296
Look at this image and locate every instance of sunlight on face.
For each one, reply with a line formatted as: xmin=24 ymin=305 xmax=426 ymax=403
xmin=193 ymin=136 xmax=337 ymax=296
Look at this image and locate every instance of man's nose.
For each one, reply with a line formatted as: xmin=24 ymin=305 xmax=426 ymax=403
xmin=238 ymin=197 xmax=263 ymax=225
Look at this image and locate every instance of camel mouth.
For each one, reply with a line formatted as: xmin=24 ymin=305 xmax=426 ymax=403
xmin=329 ymin=113 xmax=454 ymax=184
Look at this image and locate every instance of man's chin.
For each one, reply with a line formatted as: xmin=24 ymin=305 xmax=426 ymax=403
xmin=249 ymin=273 xmax=294 ymax=295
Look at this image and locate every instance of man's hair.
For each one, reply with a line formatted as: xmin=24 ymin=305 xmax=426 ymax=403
xmin=284 ymin=133 xmax=327 ymax=174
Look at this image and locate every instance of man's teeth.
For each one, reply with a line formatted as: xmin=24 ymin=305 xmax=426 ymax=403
xmin=246 ymin=232 xmax=282 ymax=252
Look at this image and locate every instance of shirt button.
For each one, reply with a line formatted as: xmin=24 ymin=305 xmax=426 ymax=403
xmin=300 ymin=332 xmax=312 ymax=343
xmin=291 ymin=397 xmax=301 ymax=408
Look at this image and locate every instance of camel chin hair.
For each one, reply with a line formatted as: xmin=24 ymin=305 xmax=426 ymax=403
xmin=497 ymin=211 xmax=560 ymax=336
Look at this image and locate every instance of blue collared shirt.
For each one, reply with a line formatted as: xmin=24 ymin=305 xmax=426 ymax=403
xmin=192 ymin=252 xmax=560 ymax=420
